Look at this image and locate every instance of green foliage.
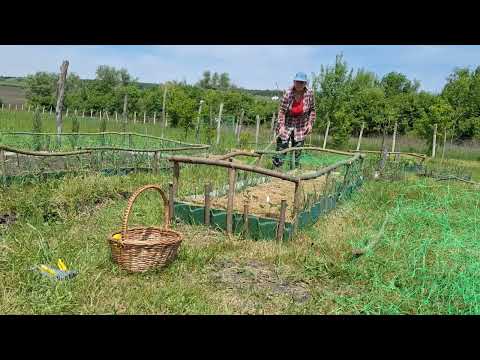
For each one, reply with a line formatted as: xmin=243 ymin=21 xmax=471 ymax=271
xmin=239 ymin=132 xmax=252 ymax=148
xmin=25 ymin=72 xmax=57 ymax=108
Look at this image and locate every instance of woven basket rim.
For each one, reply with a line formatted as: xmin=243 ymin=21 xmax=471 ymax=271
xmin=109 ymin=226 xmax=183 ymax=246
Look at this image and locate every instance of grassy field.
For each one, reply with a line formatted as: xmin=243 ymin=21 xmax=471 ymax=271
xmin=0 ymin=86 xmax=26 ymax=106
xmin=1 ymin=111 xmax=480 ymax=314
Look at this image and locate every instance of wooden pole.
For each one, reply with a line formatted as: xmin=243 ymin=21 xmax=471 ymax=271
xmin=216 ymin=102 xmax=224 ymax=145
xmin=226 ymin=162 xmax=236 ymax=235
xmin=90 ymin=109 xmax=93 ymax=118
xmin=243 ymin=200 xmax=249 ymax=238
xmin=42 ymin=106 xmax=45 ymax=114
xmin=0 ymin=149 xmax=6 ymax=183
xmin=8 ymin=104 xmax=11 ymax=111
xmin=195 ymin=100 xmax=204 ymax=142
xmin=432 ymin=123 xmax=437 ymax=158
xmin=442 ymin=127 xmax=447 ymax=161
xmin=82 ymin=110 xmax=85 ymax=118
xmin=204 ymin=183 xmax=212 ymax=225
xmin=255 ymin=115 xmax=260 ymax=149
xmin=356 ymin=122 xmax=365 ymax=151
xmin=115 ymin=111 xmax=118 ymax=122
xmin=55 ymin=60 xmax=69 ymax=145
xmin=391 ymin=121 xmax=398 ymax=153
xmin=173 ymin=161 xmax=180 ymax=195
xmin=106 ymin=111 xmax=109 ymax=121
xmin=293 ymin=181 xmax=302 ymax=234
xmin=153 ymin=111 xmax=156 ymax=125
xmin=134 ymin=112 xmax=136 ymax=124
xmin=168 ymin=182 xmax=174 ymax=224
xmin=276 ymin=199 xmax=287 ymax=242
xmin=323 ymin=120 xmax=330 ymax=149
xmin=162 ymin=85 xmax=168 ymax=136
xmin=123 ymin=94 xmax=128 ymax=120
xmin=15 ymin=104 xmax=18 ymax=111
xmin=66 ymin=108 xmax=69 ymax=117
xmin=143 ymin=112 xmax=146 ymax=124
xmin=153 ymin=151 xmax=159 ymax=174
xmin=50 ymin=107 xmax=52 ymax=115
xmin=21 ymin=104 xmax=24 ymax=111
xmin=236 ymin=109 xmax=244 ymax=143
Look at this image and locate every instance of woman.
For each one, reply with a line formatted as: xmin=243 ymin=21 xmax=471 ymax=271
xmin=273 ymin=72 xmax=316 ymax=168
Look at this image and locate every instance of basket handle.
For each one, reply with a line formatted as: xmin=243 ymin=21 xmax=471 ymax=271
xmin=121 ymin=184 xmax=170 ymax=241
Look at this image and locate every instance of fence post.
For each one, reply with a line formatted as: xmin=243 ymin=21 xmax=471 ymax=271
xmin=255 ymin=115 xmax=260 ymax=149
xmin=15 ymin=104 xmax=18 ymax=111
xmin=442 ymin=126 xmax=447 ymax=160
xmin=168 ymin=182 xmax=174 ymax=224
xmin=391 ymin=121 xmax=398 ymax=153
xmin=293 ymin=181 xmax=302 ymax=235
xmin=226 ymin=161 xmax=236 ymax=235
xmin=21 ymin=104 xmax=24 ymax=111
xmin=204 ymin=183 xmax=212 ymax=225
xmin=66 ymin=108 xmax=69 ymax=117
xmin=356 ymin=122 xmax=365 ymax=151
xmin=115 ymin=111 xmax=118 ymax=122
xmin=153 ymin=111 xmax=156 ymax=125
xmin=236 ymin=109 xmax=244 ymax=143
xmin=323 ymin=120 xmax=330 ymax=149
xmin=216 ymin=102 xmax=224 ymax=146
xmin=162 ymin=85 xmax=168 ymax=137
xmin=55 ymin=60 xmax=69 ymax=145
xmin=143 ymin=112 xmax=146 ymax=124
xmin=432 ymin=123 xmax=437 ymax=158
xmin=276 ymin=199 xmax=287 ymax=242
xmin=134 ymin=112 xmax=136 ymax=124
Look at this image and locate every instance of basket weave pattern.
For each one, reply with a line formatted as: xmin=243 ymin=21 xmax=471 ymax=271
xmin=108 ymin=184 xmax=183 ymax=273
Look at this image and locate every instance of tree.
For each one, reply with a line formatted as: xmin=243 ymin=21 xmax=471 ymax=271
xmin=25 ymin=72 xmax=57 ymax=107
xmin=380 ymin=72 xmax=419 ymax=98
xmin=219 ymin=73 xmax=231 ymax=89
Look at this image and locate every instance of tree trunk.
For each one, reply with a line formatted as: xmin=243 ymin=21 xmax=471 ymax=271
xmin=432 ymin=123 xmax=437 ymax=158
xmin=391 ymin=121 xmax=398 ymax=153
xmin=55 ymin=60 xmax=69 ymax=145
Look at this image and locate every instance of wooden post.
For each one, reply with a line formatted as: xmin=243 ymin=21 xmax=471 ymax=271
xmin=255 ymin=115 xmax=260 ymax=149
xmin=168 ymin=182 xmax=174 ymax=224
xmin=90 ymin=109 xmax=93 ymax=118
xmin=123 ymin=94 xmax=128 ymax=121
xmin=66 ymin=108 xmax=69 ymax=117
xmin=236 ymin=109 xmax=244 ymax=143
xmin=323 ymin=120 xmax=330 ymax=149
xmin=143 ymin=112 xmax=146 ymax=124
xmin=195 ymin=100 xmax=204 ymax=142
xmin=15 ymin=104 xmax=18 ymax=111
xmin=216 ymin=102 xmax=224 ymax=145
xmin=243 ymin=200 xmax=249 ymax=238
xmin=226 ymin=162 xmax=236 ymax=235
xmin=55 ymin=60 xmax=69 ymax=145
xmin=356 ymin=122 xmax=365 ymax=151
xmin=276 ymin=199 xmax=287 ymax=242
xmin=391 ymin=121 xmax=398 ymax=153
xmin=134 ymin=112 xmax=137 ymax=124
xmin=49 ymin=107 xmax=52 ymax=115
xmin=173 ymin=161 xmax=180 ymax=195
xmin=162 ymin=85 xmax=168 ymax=136
xmin=21 ymin=104 xmax=24 ymax=111
xmin=442 ymin=127 xmax=447 ymax=161
xmin=153 ymin=111 xmax=156 ymax=125
xmin=82 ymin=110 xmax=85 ymax=118
xmin=8 ymin=104 xmax=11 ymax=110
xmin=293 ymin=181 xmax=302 ymax=234
xmin=432 ymin=123 xmax=438 ymax=158
xmin=204 ymin=183 xmax=212 ymax=225
xmin=42 ymin=106 xmax=45 ymax=114
xmin=115 ymin=111 xmax=118 ymax=122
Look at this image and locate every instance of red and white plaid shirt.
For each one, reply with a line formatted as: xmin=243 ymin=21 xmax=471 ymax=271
xmin=277 ymin=85 xmax=316 ymax=142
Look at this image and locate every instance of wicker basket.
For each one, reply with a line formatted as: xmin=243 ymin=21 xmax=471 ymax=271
xmin=108 ymin=184 xmax=183 ymax=273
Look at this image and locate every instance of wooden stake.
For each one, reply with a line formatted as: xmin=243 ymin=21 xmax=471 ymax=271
xmin=216 ymin=102 xmax=224 ymax=145
xmin=356 ymin=122 xmax=365 ymax=151
xmin=143 ymin=112 xmax=146 ymax=124
xmin=173 ymin=161 xmax=180 ymax=195
xmin=432 ymin=123 xmax=437 ymax=158
xmin=66 ymin=108 xmax=69 ymax=117
xmin=153 ymin=151 xmax=159 ymax=174
xmin=55 ymin=60 xmax=69 ymax=145
xmin=276 ymin=199 xmax=287 ymax=242
xmin=21 ymin=104 xmax=24 ymax=111
xmin=15 ymin=104 xmax=18 ymax=111
xmin=243 ymin=200 xmax=249 ymax=238
xmin=204 ymin=183 xmax=212 ymax=225
xmin=236 ymin=109 xmax=244 ymax=143
xmin=153 ymin=111 xmax=156 ymax=125
xmin=391 ymin=121 xmax=398 ymax=153
xmin=195 ymin=100 xmax=204 ymax=142
xmin=226 ymin=162 xmax=236 ymax=235
xmin=115 ymin=111 xmax=118 ymax=122
xmin=90 ymin=109 xmax=93 ymax=118
xmin=0 ymin=149 xmax=6 ymax=180
xmin=442 ymin=127 xmax=447 ymax=160
xmin=168 ymin=182 xmax=174 ymax=224
xmin=82 ymin=110 xmax=85 ymax=118
xmin=162 ymin=85 xmax=168 ymax=136
xmin=106 ymin=111 xmax=109 ymax=121
xmin=134 ymin=112 xmax=137 ymax=124
xmin=42 ymin=106 xmax=45 ymax=114
xmin=293 ymin=181 xmax=302 ymax=234
xmin=323 ymin=120 xmax=330 ymax=149
xmin=255 ymin=115 xmax=260 ymax=149
xmin=8 ymin=104 xmax=11 ymax=110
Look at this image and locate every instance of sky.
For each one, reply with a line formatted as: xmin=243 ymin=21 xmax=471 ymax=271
xmin=1 ymin=45 xmax=479 ymax=93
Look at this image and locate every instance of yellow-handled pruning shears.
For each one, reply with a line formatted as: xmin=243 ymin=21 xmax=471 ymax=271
xmin=39 ymin=264 xmax=57 ymax=277
xmin=57 ymin=259 xmax=68 ymax=271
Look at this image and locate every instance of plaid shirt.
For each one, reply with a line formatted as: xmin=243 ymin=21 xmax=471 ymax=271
xmin=277 ymin=85 xmax=316 ymax=142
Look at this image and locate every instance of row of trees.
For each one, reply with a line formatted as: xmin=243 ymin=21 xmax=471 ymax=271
xmin=312 ymin=54 xmax=480 ymax=149
xmin=23 ymin=57 xmax=480 ymax=148
xmin=24 ymin=66 xmax=278 ymax=133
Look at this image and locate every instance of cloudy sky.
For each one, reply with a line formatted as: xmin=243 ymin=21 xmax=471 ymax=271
xmin=1 ymin=45 xmax=479 ymax=93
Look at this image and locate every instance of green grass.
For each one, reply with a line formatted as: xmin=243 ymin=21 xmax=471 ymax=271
xmin=1 ymin=110 xmax=480 ymax=314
